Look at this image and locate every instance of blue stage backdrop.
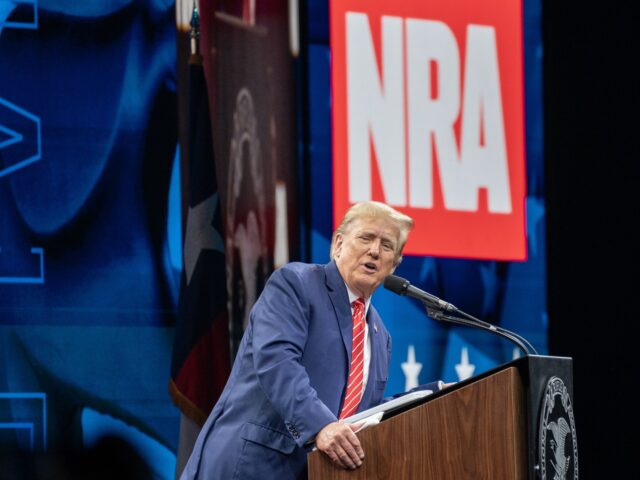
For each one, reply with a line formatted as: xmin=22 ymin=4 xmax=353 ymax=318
xmin=304 ymin=0 xmax=546 ymax=395
xmin=0 ymin=1 xmax=180 ymax=476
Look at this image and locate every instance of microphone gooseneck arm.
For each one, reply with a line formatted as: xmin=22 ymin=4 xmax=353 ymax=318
xmin=452 ymin=308 xmax=539 ymax=355
xmin=426 ymin=307 xmax=535 ymax=356
xmin=383 ymin=274 xmax=537 ymax=356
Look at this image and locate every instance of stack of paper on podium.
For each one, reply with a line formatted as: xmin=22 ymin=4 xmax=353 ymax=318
xmin=342 ymin=390 xmax=433 ymax=425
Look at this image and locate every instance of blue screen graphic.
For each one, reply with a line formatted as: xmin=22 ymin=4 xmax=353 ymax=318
xmin=0 ymin=1 xmax=180 ymax=476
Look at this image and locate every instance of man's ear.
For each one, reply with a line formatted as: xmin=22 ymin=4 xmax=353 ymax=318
xmin=393 ymin=255 xmax=403 ymax=269
xmin=334 ymin=233 xmax=344 ymax=258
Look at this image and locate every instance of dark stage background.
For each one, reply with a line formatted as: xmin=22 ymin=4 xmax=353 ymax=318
xmin=544 ymin=1 xmax=638 ymax=477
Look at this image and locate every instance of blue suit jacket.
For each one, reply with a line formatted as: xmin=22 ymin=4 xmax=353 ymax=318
xmin=181 ymin=261 xmax=440 ymax=480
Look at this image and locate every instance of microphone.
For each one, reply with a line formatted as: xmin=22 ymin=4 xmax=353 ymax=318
xmin=383 ymin=275 xmax=456 ymax=312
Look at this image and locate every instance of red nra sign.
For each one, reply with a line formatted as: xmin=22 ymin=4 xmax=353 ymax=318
xmin=330 ymin=0 xmax=527 ymax=260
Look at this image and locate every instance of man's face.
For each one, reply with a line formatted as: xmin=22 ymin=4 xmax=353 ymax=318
xmin=334 ymin=216 xmax=401 ymax=299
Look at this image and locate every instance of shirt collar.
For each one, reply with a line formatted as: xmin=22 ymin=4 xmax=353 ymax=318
xmin=344 ymin=284 xmax=371 ymax=316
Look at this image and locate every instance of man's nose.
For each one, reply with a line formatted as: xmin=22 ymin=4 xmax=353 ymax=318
xmin=368 ymin=240 xmax=380 ymax=257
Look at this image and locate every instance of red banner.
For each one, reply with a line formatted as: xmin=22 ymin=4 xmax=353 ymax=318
xmin=331 ymin=0 xmax=526 ymax=260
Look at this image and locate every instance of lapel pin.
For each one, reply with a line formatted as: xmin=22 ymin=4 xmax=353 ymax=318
xmin=374 ymin=323 xmax=378 ymax=333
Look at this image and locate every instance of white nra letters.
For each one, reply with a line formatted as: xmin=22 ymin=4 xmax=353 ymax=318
xmin=346 ymin=13 xmax=511 ymax=214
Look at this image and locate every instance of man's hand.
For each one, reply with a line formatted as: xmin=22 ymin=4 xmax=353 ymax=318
xmin=315 ymin=421 xmax=364 ymax=470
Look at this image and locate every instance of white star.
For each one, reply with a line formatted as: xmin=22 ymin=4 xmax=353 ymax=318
xmin=401 ymin=345 xmax=423 ymax=391
xmin=183 ymin=193 xmax=224 ymax=285
xmin=455 ymin=347 xmax=475 ymax=381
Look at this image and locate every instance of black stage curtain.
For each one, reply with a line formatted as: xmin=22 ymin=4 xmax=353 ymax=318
xmin=544 ymin=2 xmax=638 ymax=477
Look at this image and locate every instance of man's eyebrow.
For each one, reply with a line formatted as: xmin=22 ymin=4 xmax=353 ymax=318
xmin=368 ymin=231 xmax=397 ymax=244
xmin=355 ymin=227 xmax=397 ymax=241
xmin=381 ymin=236 xmax=396 ymax=245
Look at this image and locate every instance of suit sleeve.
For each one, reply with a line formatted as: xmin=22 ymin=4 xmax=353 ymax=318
xmin=249 ymin=266 xmax=336 ymax=447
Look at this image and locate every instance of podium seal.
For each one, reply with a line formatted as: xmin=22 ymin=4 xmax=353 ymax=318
xmin=538 ymin=376 xmax=579 ymax=479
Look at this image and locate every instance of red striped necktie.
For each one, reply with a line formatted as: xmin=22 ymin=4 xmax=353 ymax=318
xmin=339 ymin=298 xmax=366 ymax=419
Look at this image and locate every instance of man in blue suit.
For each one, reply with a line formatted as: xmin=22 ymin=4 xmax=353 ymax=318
xmin=180 ymin=201 xmax=443 ymax=479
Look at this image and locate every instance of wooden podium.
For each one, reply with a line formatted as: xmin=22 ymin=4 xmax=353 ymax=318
xmin=308 ymin=355 xmax=577 ymax=480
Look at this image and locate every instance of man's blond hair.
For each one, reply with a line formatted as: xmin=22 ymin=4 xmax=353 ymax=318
xmin=329 ymin=201 xmax=414 ymax=263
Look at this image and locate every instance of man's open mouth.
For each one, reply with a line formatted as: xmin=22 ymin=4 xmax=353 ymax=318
xmin=363 ymin=262 xmax=377 ymax=272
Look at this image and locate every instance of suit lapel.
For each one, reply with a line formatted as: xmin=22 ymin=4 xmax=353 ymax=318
xmin=324 ymin=261 xmax=352 ymax=361
xmin=325 ymin=261 xmax=387 ymax=413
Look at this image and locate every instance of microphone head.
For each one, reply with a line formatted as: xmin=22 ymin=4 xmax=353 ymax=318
xmin=383 ymin=274 xmax=410 ymax=295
